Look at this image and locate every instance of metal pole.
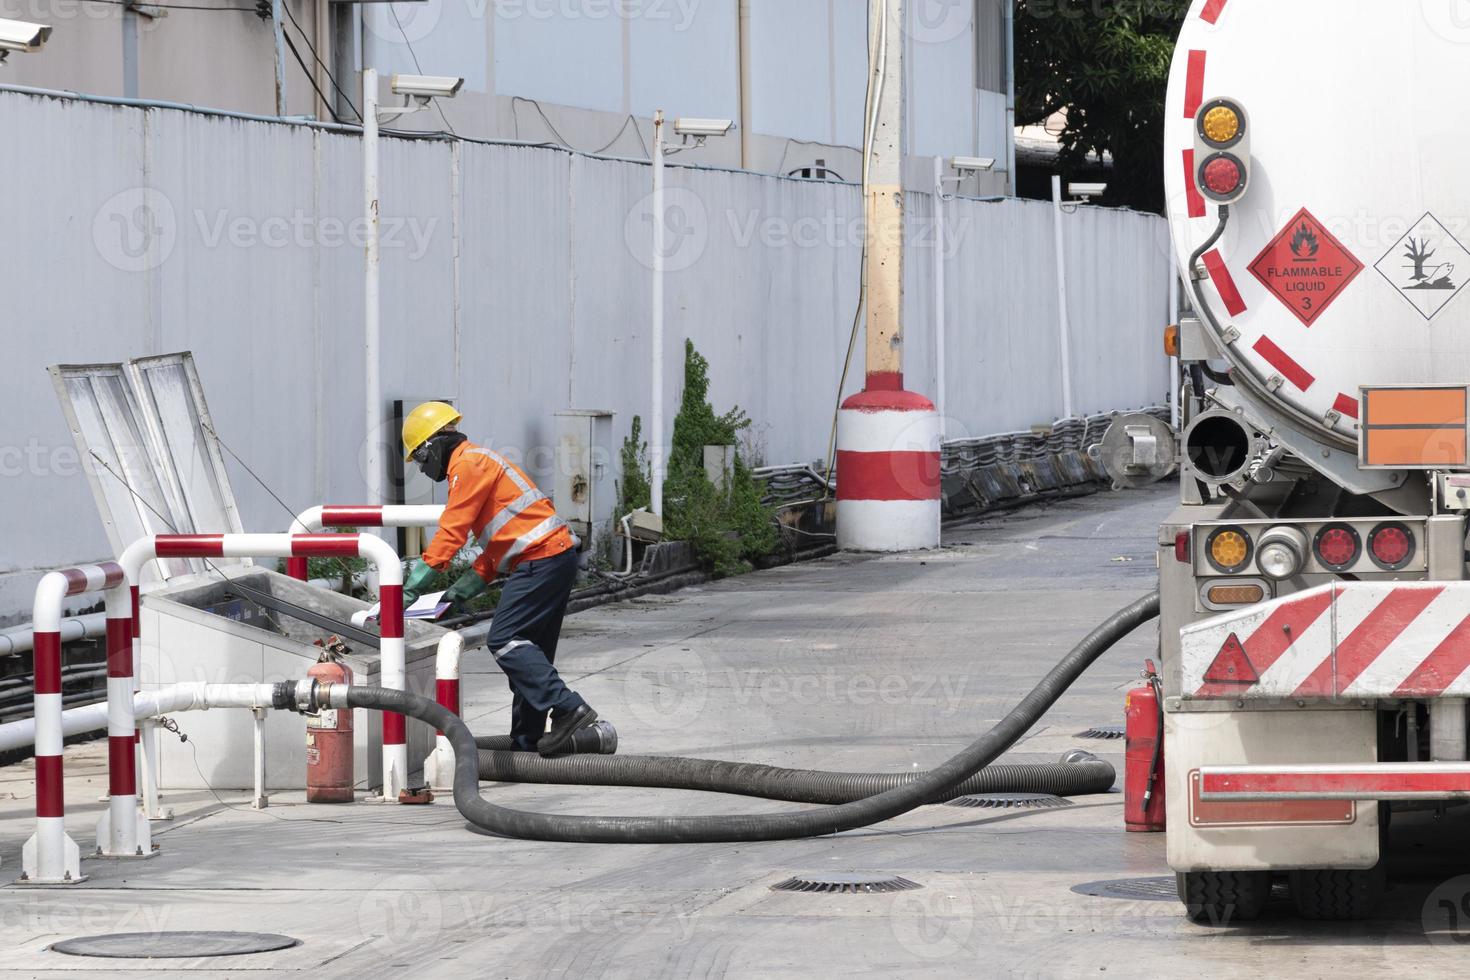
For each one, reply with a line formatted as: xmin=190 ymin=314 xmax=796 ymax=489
xmin=932 ymin=155 xmax=947 ymax=437
xmin=1050 ymin=174 xmax=1076 ymax=420
xmin=271 ymin=0 xmax=288 ymax=117
xmin=650 ymin=109 xmax=666 ymax=517
xmin=1004 ymin=0 xmax=1016 ymax=193
xmin=1169 ymin=269 xmax=1181 ymax=430
xmin=363 ymin=69 xmax=382 ymax=510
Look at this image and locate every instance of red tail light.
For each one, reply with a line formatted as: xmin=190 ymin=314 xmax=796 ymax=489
xmin=1202 ymin=155 xmax=1243 ymax=196
xmin=1175 ymin=531 xmax=1190 ymax=563
xmin=1314 ymin=524 xmax=1361 ymax=571
xmin=1368 ymin=522 xmax=1414 ymax=571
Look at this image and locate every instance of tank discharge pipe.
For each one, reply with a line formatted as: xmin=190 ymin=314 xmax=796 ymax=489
xmin=299 ymin=592 xmax=1159 ymax=843
xmin=102 ymin=533 xmax=406 ymax=860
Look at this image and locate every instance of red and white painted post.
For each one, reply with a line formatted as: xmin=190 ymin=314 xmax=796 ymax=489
xmin=285 ymin=505 xmax=445 ymax=580
xmin=101 ymin=534 xmax=408 ymax=852
xmin=423 ymin=631 xmax=463 ymax=791
xmin=288 ymin=504 xmax=466 ymax=789
xmin=836 ymin=0 xmax=941 ymax=552
xmin=21 ymin=563 xmax=125 ymax=883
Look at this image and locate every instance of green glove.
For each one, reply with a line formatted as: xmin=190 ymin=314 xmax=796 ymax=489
xmin=442 ymin=568 xmax=490 ymax=615
xmin=401 ymin=559 xmax=437 ymax=609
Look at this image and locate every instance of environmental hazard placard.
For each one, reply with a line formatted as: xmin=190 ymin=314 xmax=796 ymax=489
xmin=1248 ymin=208 xmax=1364 ymax=327
xmin=1374 ymin=212 xmax=1470 ymax=321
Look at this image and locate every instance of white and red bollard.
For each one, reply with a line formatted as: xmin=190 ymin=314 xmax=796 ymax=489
xmin=102 ymin=534 xmax=409 ymax=845
xmin=836 ymin=381 xmax=942 ymax=552
xmin=285 ymin=505 xmax=445 ymax=580
xmin=424 ymin=631 xmax=463 ymax=791
xmin=22 ymin=563 xmax=127 ymax=883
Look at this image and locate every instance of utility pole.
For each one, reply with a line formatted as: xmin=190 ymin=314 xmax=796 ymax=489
xmin=834 ymin=0 xmax=942 ymax=553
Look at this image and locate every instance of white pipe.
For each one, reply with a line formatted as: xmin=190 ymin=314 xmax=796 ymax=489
xmin=364 ymin=67 xmax=384 ymax=523
xmin=271 ymin=0 xmax=288 ymax=117
xmin=1432 ymin=699 xmax=1467 ymax=762
xmin=0 ymin=683 xmax=283 ymax=753
xmin=933 ymin=155 xmax=947 ymax=439
xmin=1004 ymin=0 xmax=1016 ymax=193
xmin=0 ymin=612 xmax=106 ymax=657
xmin=651 ymin=108 xmax=666 ymax=518
xmin=1051 ymin=175 xmax=1076 ymax=420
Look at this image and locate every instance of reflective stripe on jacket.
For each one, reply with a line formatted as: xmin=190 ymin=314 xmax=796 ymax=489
xmin=422 ymin=442 xmax=573 ymax=578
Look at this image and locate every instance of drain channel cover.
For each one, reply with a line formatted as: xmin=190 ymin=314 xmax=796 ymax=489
xmin=52 ymin=931 xmax=301 ymax=959
xmin=1071 ymin=877 xmax=1179 ymax=902
xmin=1076 ymin=725 xmax=1125 ymax=740
xmin=772 ymin=873 xmax=922 ymax=894
xmin=944 ymin=793 xmax=1074 ymax=809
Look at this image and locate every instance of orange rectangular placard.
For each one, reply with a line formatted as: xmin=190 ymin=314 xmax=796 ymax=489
xmin=1361 ymin=386 xmax=1470 ymax=469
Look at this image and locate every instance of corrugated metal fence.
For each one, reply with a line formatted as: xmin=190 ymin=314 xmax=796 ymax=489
xmin=0 ymin=89 xmax=1170 ymax=615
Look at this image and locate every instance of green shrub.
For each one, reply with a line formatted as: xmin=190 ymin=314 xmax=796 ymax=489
xmin=660 ymin=340 xmax=777 ymax=577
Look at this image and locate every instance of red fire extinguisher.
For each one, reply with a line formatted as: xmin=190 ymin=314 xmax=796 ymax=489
xmin=1124 ymin=659 xmax=1166 ymax=833
xmin=306 ymin=650 xmax=354 ymax=804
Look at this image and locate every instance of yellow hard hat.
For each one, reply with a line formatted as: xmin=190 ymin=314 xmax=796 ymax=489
xmin=402 ymin=401 xmax=463 ymax=461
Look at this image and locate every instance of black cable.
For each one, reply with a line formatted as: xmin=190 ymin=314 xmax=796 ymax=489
xmin=280 ymin=0 xmax=361 ymax=122
xmin=281 ymin=31 xmax=338 ymax=123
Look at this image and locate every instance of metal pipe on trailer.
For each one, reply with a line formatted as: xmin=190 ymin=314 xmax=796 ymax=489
xmin=101 ymin=533 xmax=407 ymax=860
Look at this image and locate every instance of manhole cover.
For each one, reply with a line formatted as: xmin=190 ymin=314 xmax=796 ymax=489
xmin=771 ymin=874 xmax=922 ymax=894
xmin=943 ymin=793 xmax=1074 ymax=810
xmin=51 ymin=932 xmax=300 ymax=959
xmin=1072 ymin=877 xmax=1179 ymax=902
xmin=1076 ymin=726 xmax=1125 ymax=740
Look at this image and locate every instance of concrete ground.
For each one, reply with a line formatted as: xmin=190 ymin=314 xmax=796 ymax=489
xmin=2 ymin=484 xmax=1467 ymax=977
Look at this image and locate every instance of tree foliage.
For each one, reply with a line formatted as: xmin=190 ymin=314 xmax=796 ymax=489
xmin=1014 ymin=0 xmax=1189 ymax=212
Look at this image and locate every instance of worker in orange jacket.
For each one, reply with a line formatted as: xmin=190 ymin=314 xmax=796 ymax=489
xmin=401 ymin=401 xmax=601 ymax=756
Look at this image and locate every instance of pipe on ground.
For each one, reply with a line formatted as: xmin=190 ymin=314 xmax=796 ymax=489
xmin=327 ymin=591 xmax=1159 ymax=843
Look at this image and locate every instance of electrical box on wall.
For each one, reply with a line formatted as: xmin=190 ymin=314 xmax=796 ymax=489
xmin=554 ymin=410 xmax=615 ymax=558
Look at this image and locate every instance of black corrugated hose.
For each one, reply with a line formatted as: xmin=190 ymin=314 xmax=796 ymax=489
xmin=342 ymin=590 xmax=1160 ymax=843
xmin=471 ymin=742 xmax=1115 ymax=805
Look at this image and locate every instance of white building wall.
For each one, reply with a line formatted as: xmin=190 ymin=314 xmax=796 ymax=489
xmin=0 ymin=90 xmax=1166 ymax=621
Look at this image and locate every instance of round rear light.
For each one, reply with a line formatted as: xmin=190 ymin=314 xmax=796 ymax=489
xmin=1368 ymin=522 xmax=1415 ymax=571
xmin=1255 ymin=526 xmax=1308 ymax=581
xmin=1206 ymin=526 xmax=1252 ymax=574
xmin=1314 ymin=523 xmax=1361 ymax=571
xmin=1202 ymin=156 xmax=1242 ymax=195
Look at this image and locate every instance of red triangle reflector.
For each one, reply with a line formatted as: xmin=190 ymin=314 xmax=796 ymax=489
xmin=1203 ymin=632 xmax=1260 ymax=685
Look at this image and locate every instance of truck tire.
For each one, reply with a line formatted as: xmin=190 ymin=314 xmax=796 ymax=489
xmin=1288 ymin=866 xmax=1384 ymax=920
xmin=1176 ymin=870 xmax=1271 ymax=924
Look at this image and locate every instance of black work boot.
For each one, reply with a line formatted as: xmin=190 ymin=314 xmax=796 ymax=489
xmin=537 ymin=704 xmax=598 ymax=757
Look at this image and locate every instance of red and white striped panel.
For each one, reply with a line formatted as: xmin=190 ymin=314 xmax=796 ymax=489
xmin=1182 ymin=582 xmax=1470 ymax=699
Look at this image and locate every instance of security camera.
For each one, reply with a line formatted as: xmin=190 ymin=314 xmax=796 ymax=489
xmin=390 ymin=74 xmax=464 ymax=99
xmin=951 ymin=156 xmax=995 ymax=175
xmin=0 ymin=18 xmax=52 ymax=53
xmin=1068 ymin=182 xmax=1108 ymax=200
xmin=673 ymin=118 xmax=734 ymax=138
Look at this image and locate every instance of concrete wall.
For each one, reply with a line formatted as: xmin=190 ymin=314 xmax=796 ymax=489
xmin=0 ymin=89 xmax=1169 ymax=622
xmin=0 ymin=0 xmax=1013 ymax=194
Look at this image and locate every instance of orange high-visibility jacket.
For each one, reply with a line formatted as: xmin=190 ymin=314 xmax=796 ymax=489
xmin=422 ymin=441 xmax=574 ymax=580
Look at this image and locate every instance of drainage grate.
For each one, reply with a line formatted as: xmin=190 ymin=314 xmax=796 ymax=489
xmin=943 ymin=793 xmax=1074 ymax=810
xmin=51 ymin=932 xmax=301 ymax=959
xmin=1071 ymin=877 xmax=1179 ymax=902
xmin=1076 ymin=725 xmax=1125 ymax=740
xmin=772 ymin=874 xmax=923 ymax=894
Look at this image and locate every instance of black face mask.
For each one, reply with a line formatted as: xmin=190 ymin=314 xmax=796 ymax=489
xmin=415 ymin=431 xmax=467 ymax=483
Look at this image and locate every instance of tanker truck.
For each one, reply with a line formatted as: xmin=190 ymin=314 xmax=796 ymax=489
xmin=1150 ymin=0 xmax=1470 ymax=921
